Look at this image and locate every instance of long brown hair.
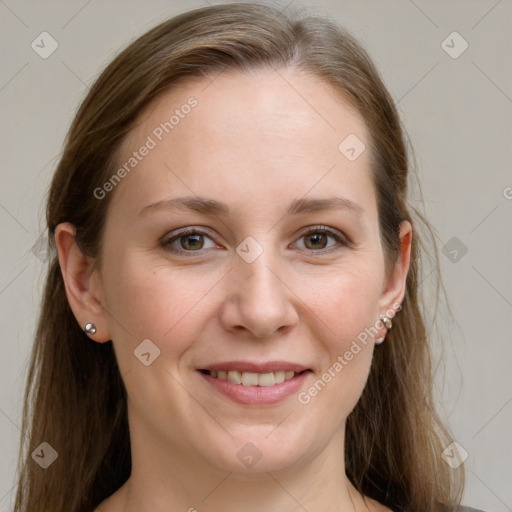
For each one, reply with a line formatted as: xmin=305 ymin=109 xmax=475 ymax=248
xmin=15 ymin=3 xmax=464 ymax=511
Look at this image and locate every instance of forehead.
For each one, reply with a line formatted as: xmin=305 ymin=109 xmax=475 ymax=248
xmin=110 ymin=67 xmax=376 ymax=221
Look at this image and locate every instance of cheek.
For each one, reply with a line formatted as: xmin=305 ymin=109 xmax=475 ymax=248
xmin=299 ymin=263 xmax=382 ymax=345
xmin=294 ymin=266 xmax=380 ymax=407
xmin=101 ymin=254 xmax=223 ymax=362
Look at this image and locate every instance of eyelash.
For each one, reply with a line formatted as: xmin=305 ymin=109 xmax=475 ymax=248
xmin=161 ymin=225 xmax=350 ymax=257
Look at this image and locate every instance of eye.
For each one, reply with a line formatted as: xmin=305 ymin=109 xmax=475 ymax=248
xmin=161 ymin=225 xmax=350 ymax=257
xmin=293 ymin=226 xmax=348 ymax=253
xmin=162 ymin=228 xmax=218 ymax=255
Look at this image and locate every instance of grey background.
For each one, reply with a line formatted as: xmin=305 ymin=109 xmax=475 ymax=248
xmin=0 ymin=0 xmax=511 ymax=510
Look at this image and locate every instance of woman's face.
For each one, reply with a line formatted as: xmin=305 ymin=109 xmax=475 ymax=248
xmin=81 ymin=68 xmax=410 ymax=476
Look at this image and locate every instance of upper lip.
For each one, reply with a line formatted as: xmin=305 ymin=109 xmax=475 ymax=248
xmin=199 ymin=361 xmax=311 ymax=373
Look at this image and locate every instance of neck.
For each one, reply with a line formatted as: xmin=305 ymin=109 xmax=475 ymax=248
xmin=114 ymin=420 xmax=376 ymax=512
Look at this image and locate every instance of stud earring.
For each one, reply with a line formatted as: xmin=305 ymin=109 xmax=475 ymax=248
xmin=375 ymin=314 xmax=394 ymax=345
xmin=84 ymin=322 xmax=97 ymax=335
xmin=380 ymin=315 xmax=393 ymax=330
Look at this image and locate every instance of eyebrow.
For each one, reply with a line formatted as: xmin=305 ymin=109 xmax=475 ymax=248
xmin=138 ymin=195 xmax=365 ymax=217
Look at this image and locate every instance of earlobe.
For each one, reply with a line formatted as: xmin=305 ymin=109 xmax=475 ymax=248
xmin=54 ymin=222 xmax=111 ymax=343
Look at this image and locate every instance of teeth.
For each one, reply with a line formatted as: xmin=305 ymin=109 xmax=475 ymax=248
xmin=274 ymin=371 xmax=285 ymax=384
xmin=241 ymin=372 xmax=259 ymax=386
xmin=207 ymin=369 xmax=299 ymax=386
xmin=257 ymin=373 xmax=275 ymax=387
xmin=227 ymin=371 xmax=241 ymax=384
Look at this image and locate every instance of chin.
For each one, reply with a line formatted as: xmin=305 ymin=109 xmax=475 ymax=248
xmin=199 ymin=428 xmax=314 ymax=477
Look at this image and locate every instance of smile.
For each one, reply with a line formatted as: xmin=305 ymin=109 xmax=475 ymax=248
xmin=198 ymin=366 xmax=312 ymax=405
xmin=201 ymin=369 xmax=299 ymax=386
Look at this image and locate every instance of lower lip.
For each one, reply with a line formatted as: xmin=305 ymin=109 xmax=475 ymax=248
xmin=198 ymin=370 xmax=312 ymax=405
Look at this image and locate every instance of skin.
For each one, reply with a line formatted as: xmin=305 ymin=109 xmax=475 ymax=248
xmin=56 ymin=67 xmax=411 ymax=511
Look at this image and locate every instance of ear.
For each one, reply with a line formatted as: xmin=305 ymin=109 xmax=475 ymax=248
xmin=54 ymin=222 xmax=111 ymax=343
xmin=378 ymin=220 xmax=413 ymax=325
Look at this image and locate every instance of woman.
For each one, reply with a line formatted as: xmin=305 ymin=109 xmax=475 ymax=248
xmin=14 ymin=3 xmax=484 ymax=511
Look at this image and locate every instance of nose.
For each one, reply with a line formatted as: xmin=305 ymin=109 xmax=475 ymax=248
xmin=219 ymin=252 xmax=299 ymax=339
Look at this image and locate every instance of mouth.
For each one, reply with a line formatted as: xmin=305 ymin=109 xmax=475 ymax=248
xmin=198 ymin=369 xmax=306 ymax=387
xmin=196 ymin=362 xmax=312 ymax=405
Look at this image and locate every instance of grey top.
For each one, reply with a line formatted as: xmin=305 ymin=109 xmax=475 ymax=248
xmin=392 ymin=506 xmax=486 ymax=512
xmin=457 ymin=508 xmax=486 ymax=512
